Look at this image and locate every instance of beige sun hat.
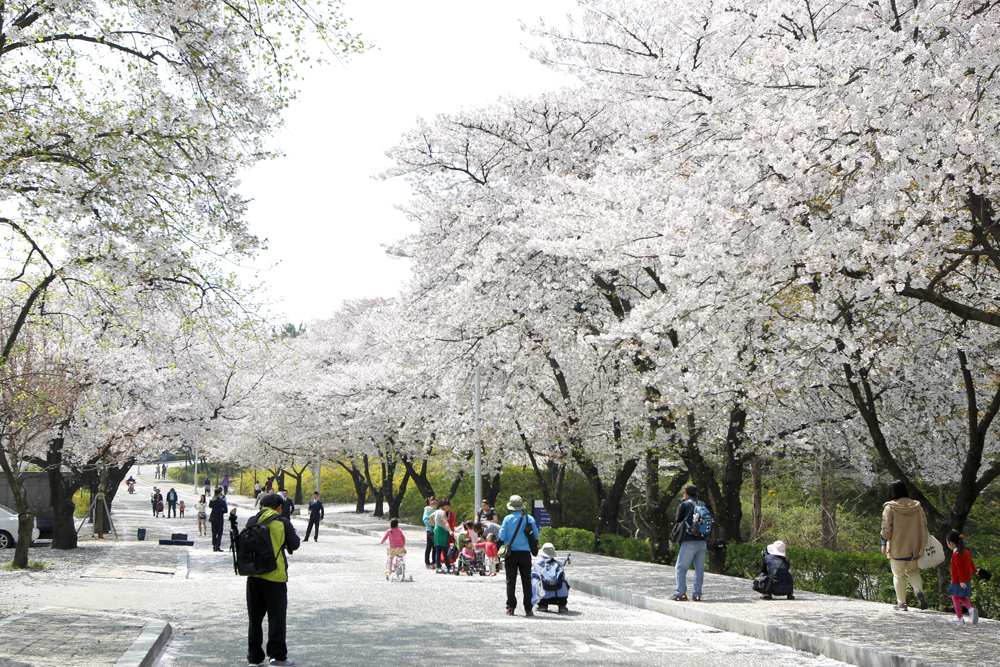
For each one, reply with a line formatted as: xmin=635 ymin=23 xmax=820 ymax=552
xmin=540 ymin=542 xmax=557 ymax=558
xmin=506 ymin=495 xmax=525 ymax=511
xmin=766 ymin=540 xmax=787 ymax=557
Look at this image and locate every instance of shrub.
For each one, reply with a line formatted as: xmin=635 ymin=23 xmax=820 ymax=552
xmin=539 ymin=527 xmax=596 ymax=553
xmin=600 ymin=533 xmax=652 ymax=562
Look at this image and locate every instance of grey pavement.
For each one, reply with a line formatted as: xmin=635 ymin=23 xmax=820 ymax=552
xmin=0 ymin=470 xmax=990 ymax=667
xmin=319 ymin=510 xmax=997 ymax=667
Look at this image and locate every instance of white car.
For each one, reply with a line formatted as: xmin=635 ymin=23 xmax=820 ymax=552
xmin=0 ymin=503 xmax=40 ymax=549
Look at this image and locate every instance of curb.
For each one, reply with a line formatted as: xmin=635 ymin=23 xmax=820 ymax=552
xmin=566 ymin=577 xmax=955 ymax=667
xmin=115 ymin=618 xmax=172 ymax=667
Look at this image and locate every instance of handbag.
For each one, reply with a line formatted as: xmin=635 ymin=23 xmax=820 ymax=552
xmin=498 ymin=514 xmax=526 ymax=559
xmin=916 ymin=531 xmax=945 ymax=569
xmin=752 ymin=575 xmax=772 ymax=594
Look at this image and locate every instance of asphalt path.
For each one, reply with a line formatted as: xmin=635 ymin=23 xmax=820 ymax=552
xmin=6 ymin=468 xmax=852 ymax=667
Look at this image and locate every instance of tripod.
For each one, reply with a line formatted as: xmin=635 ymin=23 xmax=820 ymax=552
xmin=76 ymin=491 xmax=119 ymax=539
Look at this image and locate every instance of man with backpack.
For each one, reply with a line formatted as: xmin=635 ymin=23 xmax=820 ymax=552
xmin=669 ymin=485 xmax=712 ymax=602
xmin=242 ymin=493 xmax=300 ymax=667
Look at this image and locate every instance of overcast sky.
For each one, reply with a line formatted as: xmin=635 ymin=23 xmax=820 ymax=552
xmin=238 ymin=1 xmax=579 ymax=325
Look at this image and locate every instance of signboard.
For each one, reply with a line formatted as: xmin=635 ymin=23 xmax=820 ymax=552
xmin=532 ymin=499 xmax=552 ymax=528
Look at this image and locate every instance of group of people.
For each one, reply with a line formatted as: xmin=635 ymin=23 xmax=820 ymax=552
xmin=147 ymin=486 xmax=185 ymax=519
xmin=418 ymin=494 xmax=569 ymax=616
xmin=666 ymin=481 xmax=982 ymax=629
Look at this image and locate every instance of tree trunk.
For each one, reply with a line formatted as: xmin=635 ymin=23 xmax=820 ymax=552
xmin=0 ymin=450 xmax=34 ymax=569
xmin=819 ymin=451 xmax=837 ymax=551
xmin=751 ymin=455 xmax=763 ymax=543
xmin=337 ymin=461 xmax=369 ymax=512
xmin=646 ymin=451 xmax=688 ymax=564
xmin=362 ymin=455 xmax=385 ymax=517
xmin=401 ymin=456 xmax=435 ymax=501
xmin=517 ymin=420 xmax=566 ymax=526
xmin=386 ymin=468 xmax=411 ymax=519
xmin=483 ymin=468 xmax=502 ymax=509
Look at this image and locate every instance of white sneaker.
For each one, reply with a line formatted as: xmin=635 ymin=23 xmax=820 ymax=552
xmin=949 ymin=617 xmax=965 ymax=625
xmin=971 ymin=608 xmax=979 ymax=625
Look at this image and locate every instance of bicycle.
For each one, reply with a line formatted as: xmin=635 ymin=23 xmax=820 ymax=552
xmin=386 ymin=550 xmax=409 ymax=582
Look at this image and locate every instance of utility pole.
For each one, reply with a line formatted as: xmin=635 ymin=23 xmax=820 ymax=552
xmin=474 ymin=367 xmax=482 ymax=510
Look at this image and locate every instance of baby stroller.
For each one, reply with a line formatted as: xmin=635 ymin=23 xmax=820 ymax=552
xmin=453 ymin=533 xmax=488 ymax=576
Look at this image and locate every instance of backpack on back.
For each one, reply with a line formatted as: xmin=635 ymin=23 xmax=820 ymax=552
xmin=685 ymin=500 xmax=714 ymax=537
xmin=233 ymin=513 xmax=279 ymax=576
xmin=540 ymin=559 xmax=565 ymax=591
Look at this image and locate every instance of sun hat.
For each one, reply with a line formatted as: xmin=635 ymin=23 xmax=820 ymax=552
xmin=766 ymin=540 xmax=787 ymax=557
xmin=540 ymin=543 xmax=557 ymax=558
xmin=507 ymin=495 xmax=525 ymax=511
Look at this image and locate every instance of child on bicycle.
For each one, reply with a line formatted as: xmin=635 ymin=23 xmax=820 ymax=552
xmin=381 ymin=518 xmax=407 ymax=576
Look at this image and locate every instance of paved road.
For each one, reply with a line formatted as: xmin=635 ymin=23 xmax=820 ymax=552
xmin=2 ymin=469 xmax=851 ymax=667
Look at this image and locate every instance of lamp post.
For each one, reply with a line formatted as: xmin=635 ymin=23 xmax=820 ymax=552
xmin=474 ymin=367 xmax=482 ymax=511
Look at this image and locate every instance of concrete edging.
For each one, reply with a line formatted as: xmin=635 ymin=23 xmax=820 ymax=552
xmin=115 ymin=618 xmax=172 ymax=667
xmin=567 ymin=577 xmax=954 ymax=667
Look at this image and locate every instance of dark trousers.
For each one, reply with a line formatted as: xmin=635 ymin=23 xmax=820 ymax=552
xmin=210 ymin=518 xmax=224 ymax=550
xmin=433 ymin=545 xmax=449 ymax=569
xmin=305 ymin=517 xmax=320 ymax=541
xmin=246 ymin=577 xmax=287 ymax=663
xmin=505 ymin=551 xmax=532 ymax=610
xmin=425 ymin=532 xmax=434 ymax=566
xmin=167 ymin=502 xmax=176 ymax=518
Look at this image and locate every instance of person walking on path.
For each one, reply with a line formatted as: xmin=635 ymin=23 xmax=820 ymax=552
xmin=881 ymin=480 xmax=928 ymax=611
xmin=209 ymin=488 xmax=228 ymax=552
xmin=204 ymin=476 xmax=211 ymax=499
xmin=197 ymin=495 xmax=208 ymax=536
xmin=150 ymin=488 xmax=161 ymax=517
xmin=669 ymin=485 xmax=707 ymax=602
xmin=758 ymin=540 xmax=795 ymax=600
xmin=498 ymin=494 xmax=539 ymax=616
xmin=422 ymin=498 xmax=437 ymax=569
xmin=305 ymin=492 xmax=324 ymax=542
xmin=166 ymin=488 xmax=178 ymax=518
xmin=280 ymin=490 xmax=294 ymax=519
xmin=946 ymin=530 xmax=979 ymax=625
xmin=222 ymin=475 xmax=230 ymax=495
xmin=246 ymin=493 xmax=301 ymax=667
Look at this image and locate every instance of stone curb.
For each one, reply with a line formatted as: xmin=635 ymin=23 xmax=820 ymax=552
xmin=565 ymin=577 xmax=955 ymax=667
xmin=115 ymin=618 xmax=172 ymax=667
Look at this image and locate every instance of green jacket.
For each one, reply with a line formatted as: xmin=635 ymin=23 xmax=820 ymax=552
xmin=251 ymin=507 xmax=300 ymax=582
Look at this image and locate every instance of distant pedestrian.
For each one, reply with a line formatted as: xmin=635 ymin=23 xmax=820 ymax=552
xmin=946 ymin=530 xmax=979 ymax=626
xmin=166 ymin=488 xmax=178 ymax=518
xmin=483 ymin=534 xmax=499 ymax=575
xmin=197 ymin=495 xmax=208 ymax=536
xmin=881 ymin=480 xmax=928 ymax=611
xmin=422 ymin=498 xmax=438 ymax=569
xmin=430 ymin=500 xmax=453 ymax=572
xmin=757 ymin=540 xmax=795 ymax=600
xmin=498 ymin=494 xmax=539 ymax=616
xmin=178 ymin=500 xmax=186 ymax=518
xmin=204 ymin=476 xmax=211 ymax=499
xmin=151 ymin=488 xmax=162 ymax=517
xmin=305 ymin=492 xmax=324 ymax=542
xmin=209 ymin=488 xmax=228 ymax=552
xmin=254 ymin=482 xmax=263 ymax=499
xmin=245 ymin=493 xmax=300 ymax=667
xmin=222 ymin=475 xmax=230 ymax=495
xmin=669 ymin=485 xmax=707 ymax=602
xmin=280 ymin=489 xmax=294 ymax=519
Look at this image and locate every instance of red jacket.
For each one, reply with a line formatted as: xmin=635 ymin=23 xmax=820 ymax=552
xmin=950 ymin=549 xmax=977 ymax=583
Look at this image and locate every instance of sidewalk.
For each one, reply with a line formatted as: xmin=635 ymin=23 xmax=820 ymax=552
xmin=0 ymin=608 xmax=170 ymax=667
xmin=319 ymin=510 xmax=996 ymax=667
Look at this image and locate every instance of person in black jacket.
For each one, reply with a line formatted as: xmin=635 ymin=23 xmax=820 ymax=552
xmin=166 ymin=488 xmax=178 ymax=518
xmin=759 ymin=540 xmax=795 ymax=600
xmin=280 ymin=489 xmax=294 ymax=519
xmin=305 ymin=492 xmax=324 ymax=542
xmin=208 ymin=488 xmax=228 ymax=552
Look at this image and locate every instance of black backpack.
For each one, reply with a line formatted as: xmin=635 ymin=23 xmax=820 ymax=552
xmin=233 ymin=513 xmax=280 ymax=576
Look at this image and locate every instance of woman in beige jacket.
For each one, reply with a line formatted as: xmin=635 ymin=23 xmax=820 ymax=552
xmin=880 ymin=480 xmax=928 ymax=610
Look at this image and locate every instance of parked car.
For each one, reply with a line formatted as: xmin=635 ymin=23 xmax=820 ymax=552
xmin=0 ymin=504 xmax=40 ymax=549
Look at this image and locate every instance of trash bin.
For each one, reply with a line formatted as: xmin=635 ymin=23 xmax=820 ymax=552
xmin=137 ymin=528 xmax=146 ymax=541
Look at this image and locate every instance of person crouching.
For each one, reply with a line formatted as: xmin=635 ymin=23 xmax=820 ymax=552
xmin=759 ymin=540 xmax=795 ymax=600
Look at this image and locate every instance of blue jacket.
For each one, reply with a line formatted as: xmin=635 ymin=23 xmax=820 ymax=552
xmin=498 ymin=510 xmax=539 ymax=552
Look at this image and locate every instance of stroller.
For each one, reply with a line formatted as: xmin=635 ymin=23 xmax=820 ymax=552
xmin=453 ymin=532 xmax=488 ymax=576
